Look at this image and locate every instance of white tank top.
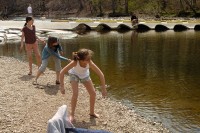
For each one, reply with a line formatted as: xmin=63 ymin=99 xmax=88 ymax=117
xmin=68 ymin=61 xmax=90 ymax=79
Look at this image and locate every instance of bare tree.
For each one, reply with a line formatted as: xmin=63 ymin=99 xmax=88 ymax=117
xmin=88 ymin=0 xmax=94 ymax=14
xmin=182 ymin=0 xmax=197 ymax=14
xmin=180 ymin=0 xmax=185 ymax=10
xmin=112 ymin=0 xmax=116 ymax=14
xmin=77 ymin=0 xmax=84 ymax=13
xmin=191 ymin=0 xmax=197 ymax=8
xmin=98 ymin=0 xmax=103 ymax=15
xmin=125 ymin=0 xmax=128 ymax=14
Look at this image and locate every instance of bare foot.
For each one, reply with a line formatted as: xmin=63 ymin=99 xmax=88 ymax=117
xmin=89 ymin=113 xmax=100 ymax=118
xmin=60 ymin=87 xmax=65 ymax=94
xmin=32 ymin=80 xmax=38 ymax=85
xmin=56 ymin=80 xmax=60 ymax=85
xmin=69 ymin=115 xmax=75 ymax=123
xmin=28 ymin=71 xmax=32 ymax=75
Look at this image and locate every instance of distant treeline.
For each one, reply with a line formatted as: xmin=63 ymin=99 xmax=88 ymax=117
xmin=1 ymin=0 xmax=200 ymax=18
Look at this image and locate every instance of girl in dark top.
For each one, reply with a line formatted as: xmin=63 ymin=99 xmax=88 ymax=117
xmin=20 ymin=16 xmax=45 ymax=75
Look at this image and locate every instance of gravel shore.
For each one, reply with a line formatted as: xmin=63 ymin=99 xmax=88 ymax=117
xmin=0 ymin=56 xmax=169 ymax=133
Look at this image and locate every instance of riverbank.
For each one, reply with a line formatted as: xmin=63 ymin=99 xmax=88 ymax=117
xmin=0 ymin=56 xmax=169 ymax=133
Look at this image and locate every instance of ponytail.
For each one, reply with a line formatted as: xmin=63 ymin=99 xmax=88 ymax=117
xmin=72 ymin=49 xmax=93 ymax=61
xmin=24 ymin=22 xmax=27 ymax=26
xmin=24 ymin=16 xmax=33 ymax=27
xmin=72 ymin=52 xmax=79 ymax=61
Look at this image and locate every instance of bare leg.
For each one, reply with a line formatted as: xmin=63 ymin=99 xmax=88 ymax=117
xmin=35 ymin=53 xmax=41 ymax=68
xmin=70 ymin=81 xmax=79 ymax=122
xmin=27 ymin=51 xmax=33 ymax=75
xmin=34 ymin=59 xmax=47 ymax=83
xmin=33 ymin=43 xmax=41 ymax=68
xmin=54 ymin=56 xmax=61 ymax=84
xmin=35 ymin=70 xmax=43 ymax=81
xmin=56 ymin=71 xmax=60 ymax=81
xmin=55 ymin=71 xmax=60 ymax=84
xmin=83 ymin=80 xmax=99 ymax=118
xmin=32 ymin=70 xmax=43 ymax=85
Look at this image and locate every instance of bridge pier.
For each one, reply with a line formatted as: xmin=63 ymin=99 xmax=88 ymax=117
xmin=66 ymin=21 xmax=199 ymax=32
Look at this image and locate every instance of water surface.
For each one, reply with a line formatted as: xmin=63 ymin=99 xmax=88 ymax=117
xmin=1 ymin=30 xmax=200 ymax=133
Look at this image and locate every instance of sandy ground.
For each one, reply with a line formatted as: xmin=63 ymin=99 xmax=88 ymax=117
xmin=0 ymin=56 xmax=169 ymax=133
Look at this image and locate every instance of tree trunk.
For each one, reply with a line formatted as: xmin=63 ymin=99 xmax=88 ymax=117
xmin=77 ymin=0 xmax=84 ymax=13
xmin=183 ymin=0 xmax=197 ymax=14
xmin=66 ymin=0 xmax=72 ymax=10
xmin=193 ymin=0 xmax=196 ymax=4
xmin=192 ymin=0 xmax=197 ymax=8
xmin=10 ymin=0 xmax=17 ymax=11
xmin=124 ymin=0 xmax=128 ymax=14
xmin=180 ymin=0 xmax=185 ymax=10
xmin=88 ymin=1 xmax=93 ymax=14
xmin=98 ymin=0 xmax=103 ymax=15
xmin=112 ymin=0 xmax=116 ymax=14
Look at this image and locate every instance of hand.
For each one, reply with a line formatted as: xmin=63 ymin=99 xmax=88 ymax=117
xmin=41 ymin=39 xmax=46 ymax=44
xmin=37 ymin=38 xmax=46 ymax=45
xmin=60 ymin=51 xmax=64 ymax=56
xmin=68 ymin=59 xmax=72 ymax=62
xmin=60 ymin=85 xmax=65 ymax=94
xmin=20 ymin=44 xmax=23 ymax=53
xmin=101 ymin=87 xmax=107 ymax=98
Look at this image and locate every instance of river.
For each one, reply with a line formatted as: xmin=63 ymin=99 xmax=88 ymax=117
xmin=1 ymin=29 xmax=200 ymax=133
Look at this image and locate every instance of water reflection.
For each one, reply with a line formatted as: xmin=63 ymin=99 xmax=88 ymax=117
xmin=1 ymin=30 xmax=200 ymax=132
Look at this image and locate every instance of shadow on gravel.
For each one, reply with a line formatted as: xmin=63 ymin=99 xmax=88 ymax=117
xmin=33 ymin=83 xmax=60 ymax=95
xmin=73 ymin=117 xmax=97 ymax=129
xmin=19 ymin=75 xmax=34 ymax=81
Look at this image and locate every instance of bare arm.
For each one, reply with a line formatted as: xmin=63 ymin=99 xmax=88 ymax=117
xmin=34 ymin=25 xmax=45 ymax=45
xmin=36 ymin=36 xmax=46 ymax=45
xmin=59 ymin=61 xmax=76 ymax=94
xmin=20 ymin=32 xmax=25 ymax=52
xmin=89 ymin=60 xmax=107 ymax=97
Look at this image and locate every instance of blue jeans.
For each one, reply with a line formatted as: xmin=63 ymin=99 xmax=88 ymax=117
xmin=65 ymin=128 xmax=110 ymax=133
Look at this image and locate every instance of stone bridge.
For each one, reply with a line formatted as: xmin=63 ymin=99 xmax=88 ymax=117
xmin=1 ymin=19 xmax=200 ymax=44
xmin=0 ymin=19 xmax=200 ymax=32
xmin=63 ymin=21 xmax=200 ymax=32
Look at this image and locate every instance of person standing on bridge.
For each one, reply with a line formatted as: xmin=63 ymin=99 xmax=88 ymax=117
xmin=20 ymin=16 xmax=45 ymax=75
xmin=27 ymin=3 xmax=33 ymax=16
xmin=2 ymin=6 xmax=8 ymax=20
xmin=131 ymin=13 xmax=138 ymax=26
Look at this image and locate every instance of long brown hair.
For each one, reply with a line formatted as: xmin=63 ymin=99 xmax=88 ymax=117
xmin=72 ymin=48 xmax=94 ymax=61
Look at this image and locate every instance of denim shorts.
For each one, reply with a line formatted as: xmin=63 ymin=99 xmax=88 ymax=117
xmin=69 ymin=74 xmax=91 ymax=83
xmin=39 ymin=56 xmax=61 ymax=72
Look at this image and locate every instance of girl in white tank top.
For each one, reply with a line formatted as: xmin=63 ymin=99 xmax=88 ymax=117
xmin=60 ymin=48 xmax=107 ymax=122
